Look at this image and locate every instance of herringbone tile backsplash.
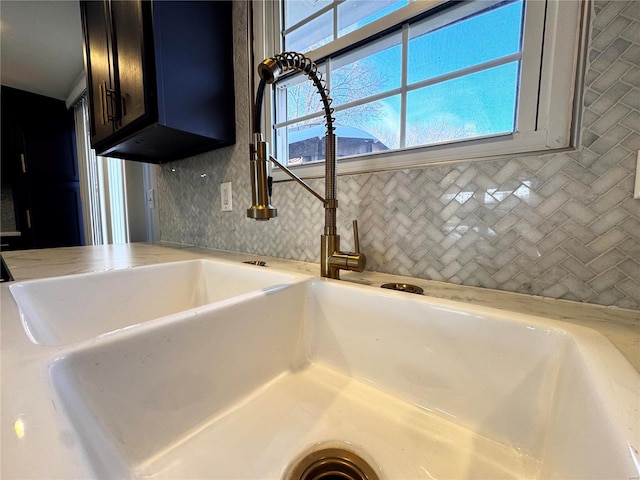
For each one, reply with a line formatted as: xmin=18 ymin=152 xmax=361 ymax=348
xmin=158 ymin=0 xmax=640 ymax=310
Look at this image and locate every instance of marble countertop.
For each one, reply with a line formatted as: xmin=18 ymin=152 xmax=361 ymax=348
xmin=1 ymin=242 xmax=638 ymax=479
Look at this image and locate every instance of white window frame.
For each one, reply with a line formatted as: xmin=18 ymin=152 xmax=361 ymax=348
xmin=252 ymin=0 xmax=588 ymax=181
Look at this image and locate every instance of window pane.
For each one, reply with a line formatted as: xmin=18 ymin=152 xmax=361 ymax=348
xmin=408 ymin=0 xmax=524 ymax=84
xmin=284 ymin=0 xmax=332 ymax=29
xmin=281 ymin=121 xmax=327 ymax=166
xmin=330 ymin=35 xmax=402 ymax=107
xmin=405 ymin=62 xmax=519 ymax=148
xmin=279 ymin=95 xmax=399 ymax=164
xmin=285 ymin=9 xmax=333 ymax=53
xmin=337 ymin=0 xmax=408 ymax=37
xmin=276 ymin=67 xmax=328 ymax=123
xmin=337 ymin=95 xmax=401 ymax=152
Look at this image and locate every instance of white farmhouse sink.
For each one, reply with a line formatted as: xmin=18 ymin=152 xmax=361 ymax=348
xmin=49 ymin=278 xmax=640 ymax=479
xmin=10 ymin=259 xmax=303 ymax=346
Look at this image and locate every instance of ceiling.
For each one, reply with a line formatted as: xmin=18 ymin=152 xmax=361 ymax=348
xmin=1 ymin=1 xmax=84 ymax=101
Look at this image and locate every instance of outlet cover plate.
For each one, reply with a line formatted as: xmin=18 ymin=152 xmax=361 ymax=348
xmin=221 ymin=182 xmax=232 ymax=211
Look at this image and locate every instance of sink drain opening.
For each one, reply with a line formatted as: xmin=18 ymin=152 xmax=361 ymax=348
xmin=287 ymin=448 xmax=379 ymax=480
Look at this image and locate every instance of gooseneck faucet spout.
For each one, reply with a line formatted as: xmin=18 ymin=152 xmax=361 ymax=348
xmin=247 ymin=51 xmax=366 ymax=279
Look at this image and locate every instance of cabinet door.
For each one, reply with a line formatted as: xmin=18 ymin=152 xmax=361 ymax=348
xmin=21 ymin=96 xmax=79 ymax=182
xmin=81 ymin=0 xmax=115 ymax=144
xmin=15 ymin=182 xmax=85 ymax=249
xmin=0 ymin=115 xmax=23 ymax=184
xmin=110 ymin=0 xmax=150 ymax=133
xmin=2 ymin=86 xmax=85 ymax=250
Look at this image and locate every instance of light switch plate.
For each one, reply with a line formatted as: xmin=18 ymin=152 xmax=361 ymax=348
xmin=634 ymin=151 xmax=640 ymax=200
xmin=221 ymin=182 xmax=232 ymax=211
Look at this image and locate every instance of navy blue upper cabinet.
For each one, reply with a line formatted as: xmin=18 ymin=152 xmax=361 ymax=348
xmin=80 ymin=0 xmax=235 ymax=164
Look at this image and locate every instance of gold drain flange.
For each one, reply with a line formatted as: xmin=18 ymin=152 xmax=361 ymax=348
xmin=287 ymin=447 xmax=379 ymax=480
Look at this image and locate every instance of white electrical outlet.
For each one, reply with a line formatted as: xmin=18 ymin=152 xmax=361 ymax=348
xmin=634 ymin=150 xmax=640 ymax=200
xmin=221 ymin=182 xmax=232 ymax=211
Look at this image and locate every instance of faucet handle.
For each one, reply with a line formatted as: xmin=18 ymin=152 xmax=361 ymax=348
xmin=352 ymin=219 xmax=361 ymax=253
xmin=325 ymin=219 xmax=367 ymax=276
xmin=347 ymin=219 xmax=366 ymax=272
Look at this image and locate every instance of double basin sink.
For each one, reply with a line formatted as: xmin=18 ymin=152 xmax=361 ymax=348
xmin=9 ymin=259 xmax=640 ymax=479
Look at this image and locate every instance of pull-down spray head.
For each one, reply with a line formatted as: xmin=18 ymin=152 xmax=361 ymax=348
xmin=247 ymin=131 xmax=277 ymax=220
xmin=246 ymin=63 xmax=278 ymax=220
xmin=247 ymin=52 xmax=335 ymax=222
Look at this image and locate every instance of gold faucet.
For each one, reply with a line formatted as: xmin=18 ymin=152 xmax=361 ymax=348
xmin=247 ymin=52 xmax=366 ymax=280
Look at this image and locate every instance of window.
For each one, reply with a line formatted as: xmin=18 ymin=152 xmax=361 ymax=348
xmin=73 ymin=96 xmax=130 ymax=245
xmin=253 ymin=0 xmax=587 ymax=179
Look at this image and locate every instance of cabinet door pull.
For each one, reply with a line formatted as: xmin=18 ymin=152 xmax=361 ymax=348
xmin=105 ymin=84 xmax=118 ymax=123
xmin=20 ymin=153 xmax=26 ymax=173
xmin=119 ymin=93 xmax=126 ymax=126
xmin=26 ymin=209 xmax=32 ymax=229
xmin=99 ymin=82 xmax=107 ymax=125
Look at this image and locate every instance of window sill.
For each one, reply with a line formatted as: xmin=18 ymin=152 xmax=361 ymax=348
xmin=271 ymin=130 xmax=577 ymax=181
